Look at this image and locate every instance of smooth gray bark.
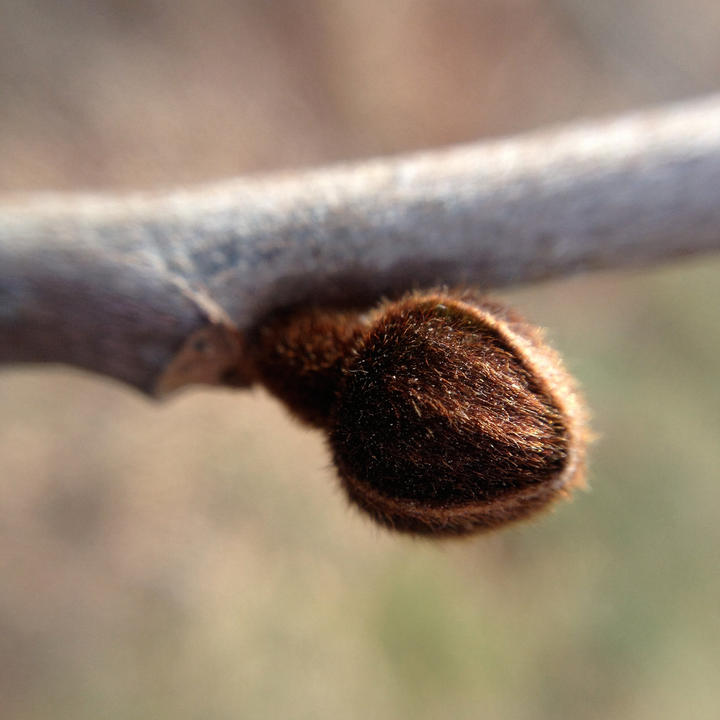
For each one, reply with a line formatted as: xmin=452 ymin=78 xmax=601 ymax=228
xmin=2 ymin=94 xmax=720 ymax=394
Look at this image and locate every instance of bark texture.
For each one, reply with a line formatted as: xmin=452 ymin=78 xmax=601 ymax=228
xmin=2 ymin=94 xmax=720 ymax=394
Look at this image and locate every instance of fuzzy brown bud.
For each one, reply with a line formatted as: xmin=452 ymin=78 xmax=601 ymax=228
xmin=246 ymin=290 xmax=587 ymax=537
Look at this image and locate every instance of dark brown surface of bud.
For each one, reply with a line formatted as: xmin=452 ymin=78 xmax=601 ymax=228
xmin=246 ymin=291 xmax=587 ymax=537
xmin=246 ymin=308 xmax=367 ymax=428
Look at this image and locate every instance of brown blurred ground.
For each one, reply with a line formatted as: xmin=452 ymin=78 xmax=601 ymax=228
xmin=0 ymin=0 xmax=632 ymax=192
xmin=2 ymin=1 xmax=720 ymax=719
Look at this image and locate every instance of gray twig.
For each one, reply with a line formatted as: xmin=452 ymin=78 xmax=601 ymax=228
xmin=2 ymin=94 xmax=720 ymax=395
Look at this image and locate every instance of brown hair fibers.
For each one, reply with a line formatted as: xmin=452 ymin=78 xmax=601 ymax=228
xmin=246 ymin=290 xmax=587 ymax=537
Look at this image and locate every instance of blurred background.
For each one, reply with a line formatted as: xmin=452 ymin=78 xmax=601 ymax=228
xmin=2 ymin=1 xmax=720 ymax=718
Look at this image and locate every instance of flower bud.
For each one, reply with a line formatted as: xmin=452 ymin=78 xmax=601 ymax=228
xmin=247 ymin=291 xmax=587 ymax=537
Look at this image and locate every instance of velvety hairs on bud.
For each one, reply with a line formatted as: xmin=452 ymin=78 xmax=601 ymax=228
xmin=246 ymin=290 xmax=588 ymax=537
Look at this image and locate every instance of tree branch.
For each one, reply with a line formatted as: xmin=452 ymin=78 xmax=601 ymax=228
xmin=3 ymin=94 xmax=720 ymax=395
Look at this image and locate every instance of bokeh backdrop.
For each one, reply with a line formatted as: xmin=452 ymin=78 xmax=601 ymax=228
xmin=2 ymin=1 xmax=720 ymax=718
